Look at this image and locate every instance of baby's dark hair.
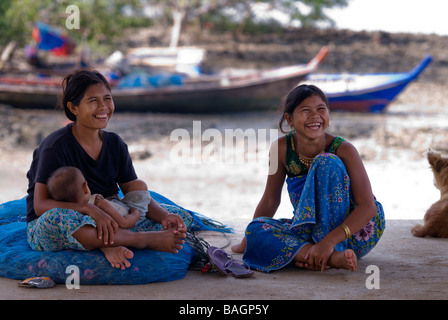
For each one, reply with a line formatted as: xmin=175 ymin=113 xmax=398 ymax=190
xmin=59 ymin=68 xmax=111 ymax=121
xmin=47 ymin=166 xmax=86 ymax=203
xmin=278 ymin=84 xmax=329 ymax=133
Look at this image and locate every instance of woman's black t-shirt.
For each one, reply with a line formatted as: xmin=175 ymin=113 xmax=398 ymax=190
xmin=26 ymin=124 xmax=137 ymax=222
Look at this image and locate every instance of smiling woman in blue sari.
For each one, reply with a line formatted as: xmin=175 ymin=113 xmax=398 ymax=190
xmin=231 ymin=84 xmax=385 ymax=273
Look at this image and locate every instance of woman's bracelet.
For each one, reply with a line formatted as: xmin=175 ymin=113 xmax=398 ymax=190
xmin=340 ymin=223 xmax=351 ymax=239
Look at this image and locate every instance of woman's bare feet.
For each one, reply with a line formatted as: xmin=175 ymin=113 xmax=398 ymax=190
xmin=74 ymin=225 xmax=186 ymax=256
xmin=101 ymin=246 xmax=134 ymax=270
xmin=231 ymin=237 xmax=247 ymax=254
xmin=143 ymin=227 xmax=186 ymax=253
xmin=294 ymin=245 xmax=357 ymax=272
xmin=329 ymin=249 xmax=357 ymax=271
xmin=294 ymin=261 xmax=331 ymax=271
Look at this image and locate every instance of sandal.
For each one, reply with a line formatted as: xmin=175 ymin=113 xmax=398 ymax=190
xmin=224 ymin=257 xmax=254 ymax=278
xmin=207 ymin=246 xmax=253 ymax=278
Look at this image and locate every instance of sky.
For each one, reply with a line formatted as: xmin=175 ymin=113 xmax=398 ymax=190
xmin=326 ymin=0 xmax=448 ymax=35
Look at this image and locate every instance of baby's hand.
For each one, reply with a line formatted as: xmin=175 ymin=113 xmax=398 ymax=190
xmin=121 ymin=208 xmax=140 ymax=229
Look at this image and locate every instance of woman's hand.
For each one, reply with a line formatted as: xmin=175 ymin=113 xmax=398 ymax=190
xmin=304 ymin=240 xmax=335 ymax=272
xmin=84 ymin=204 xmax=118 ymax=245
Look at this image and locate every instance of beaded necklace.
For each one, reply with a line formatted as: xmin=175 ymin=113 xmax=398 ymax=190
xmin=293 ymin=136 xmax=326 ymax=169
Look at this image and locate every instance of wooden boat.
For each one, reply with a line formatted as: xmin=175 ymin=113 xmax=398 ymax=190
xmin=0 ymin=46 xmax=329 ymax=113
xmin=303 ymin=54 xmax=432 ymax=113
xmin=127 ymin=46 xmax=206 ymax=76
xmin=24 ymin=22 xmax=83 ymax=76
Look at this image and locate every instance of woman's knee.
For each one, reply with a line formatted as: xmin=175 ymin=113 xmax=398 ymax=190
xmin=312 ymin=153 xmax=348 ymax=178
xmin=314 ymin=153 xmax=344 ymax=168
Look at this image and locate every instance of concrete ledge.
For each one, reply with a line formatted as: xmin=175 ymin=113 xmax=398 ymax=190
xmin=0 ymin=219 xmax=446 ymax=300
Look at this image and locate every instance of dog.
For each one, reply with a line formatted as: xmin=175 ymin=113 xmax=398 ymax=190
xmin=412 ymin=150 xmax=448 ymax=237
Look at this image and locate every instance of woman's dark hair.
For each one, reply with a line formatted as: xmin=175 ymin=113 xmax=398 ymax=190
xmin=279 ymin=84 xmax=329 ymax=133
xmin=59 ymin=68 xmax=111 ymax=121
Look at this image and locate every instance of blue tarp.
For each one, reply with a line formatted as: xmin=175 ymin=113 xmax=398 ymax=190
xmin=117 ymin=71 xmax=184 ymax=89
xmin=32 ymin=22 xmax=75 ymax=56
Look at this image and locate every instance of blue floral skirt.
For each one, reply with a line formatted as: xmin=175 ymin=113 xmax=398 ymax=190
xmin=27 ymin=203 xmax=194 ymax=252
xmin=243 ymin=153 xmax=385 ymax=273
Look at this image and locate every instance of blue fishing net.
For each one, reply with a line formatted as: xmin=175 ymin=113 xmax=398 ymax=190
xmin=0 ymin=191 xmax=229 ymax=285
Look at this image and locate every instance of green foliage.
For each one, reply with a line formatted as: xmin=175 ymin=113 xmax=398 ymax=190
xmin=0 ymin=0 xmax=348 ymax=54
xmin=0 ymin=0 xmax=153 ymax=54
xmin=146 ymin=0 xmax=349 ymax=31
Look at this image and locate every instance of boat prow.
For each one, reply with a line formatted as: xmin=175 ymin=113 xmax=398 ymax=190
xmin=304 ymin=54 xmax=432 ymax=113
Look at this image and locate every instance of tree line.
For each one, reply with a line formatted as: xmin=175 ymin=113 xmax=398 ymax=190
xmin=0 ymin=0 xmax=348 ymax=53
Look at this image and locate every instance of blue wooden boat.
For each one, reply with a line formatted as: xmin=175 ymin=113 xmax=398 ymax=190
xmin=303 ymin=54 xmax=432 ymax=112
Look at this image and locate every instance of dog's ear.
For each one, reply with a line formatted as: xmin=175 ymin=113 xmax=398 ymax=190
xmin=428 ymin=151 xmax=444 ymax=172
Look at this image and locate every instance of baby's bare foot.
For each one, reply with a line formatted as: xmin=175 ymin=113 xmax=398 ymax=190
xmin=101 ymin=246 xmax=134 ymax=270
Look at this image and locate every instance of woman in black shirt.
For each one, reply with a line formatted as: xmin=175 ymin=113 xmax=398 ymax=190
xmin=26 ymin=69 xmax=187 ymax=270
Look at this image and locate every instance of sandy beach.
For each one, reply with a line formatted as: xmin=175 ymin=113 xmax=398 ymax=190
xmin=1 ymin=28 xmax=448 ymax=301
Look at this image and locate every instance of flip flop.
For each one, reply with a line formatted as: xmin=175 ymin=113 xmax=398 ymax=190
xmin=224 ymin=257 xmax=254 ymax=278
xmin=207 ymin=246 xmax=229 ymax=276
xmin=207 ymin=246 xmax=253 ymax=278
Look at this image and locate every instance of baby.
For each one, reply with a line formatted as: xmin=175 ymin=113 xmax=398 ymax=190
xmin=47 ymin=166 xmax=152 ymax=230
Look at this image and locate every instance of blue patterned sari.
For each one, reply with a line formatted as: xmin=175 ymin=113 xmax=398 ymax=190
xmin=243 ymin=152 xmax=385 ymax=273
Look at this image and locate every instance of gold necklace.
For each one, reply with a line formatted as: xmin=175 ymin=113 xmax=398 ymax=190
xmin=297 ymin=140 xmax=326 ymax=169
